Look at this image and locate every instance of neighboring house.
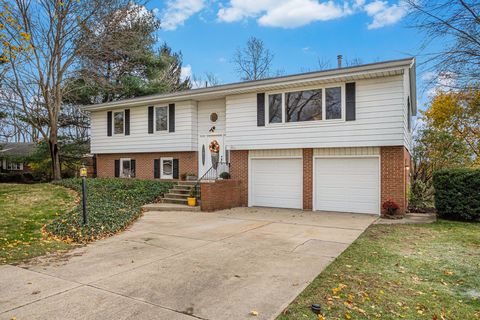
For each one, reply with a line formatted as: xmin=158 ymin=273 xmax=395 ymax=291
xmin=0 ymin=142 xmax=36 ymax=173
xmin=84 ymin=58 xmax=416 ymax=215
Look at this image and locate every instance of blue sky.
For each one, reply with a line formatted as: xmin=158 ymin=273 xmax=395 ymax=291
xmin=148 ymin=0 xmax=438 ymax=109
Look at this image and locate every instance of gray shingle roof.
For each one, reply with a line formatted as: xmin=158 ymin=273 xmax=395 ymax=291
xmin=0 ymin=142 xmax=36 ymax=157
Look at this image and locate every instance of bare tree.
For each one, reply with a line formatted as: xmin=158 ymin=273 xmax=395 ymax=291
xmin=0 ymin=0 xmax=129 ymax=179
xmin=406 ymin=0 xmax=480 ymax=88
xmin=233 ymin=37 xmax=274 ymax=81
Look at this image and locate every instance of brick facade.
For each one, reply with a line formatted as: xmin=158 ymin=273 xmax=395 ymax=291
xmin=303 ymin=148 xmax=313 ymax=210
xmin=380 ymin=146 xmax=410 ymax=214
xmin=200 ymin=180 xmax=242 ymax=211
xmin=96 ymin=152 xmax=197 ymax=180
xmin=229 ymin=150 xmax=249 ymax=206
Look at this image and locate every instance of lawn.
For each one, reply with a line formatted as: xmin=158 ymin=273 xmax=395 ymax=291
xmin=0 ymin=183 xmax=77 ymax=264
xmin=278 ymin=221 xmax=480 ymax=320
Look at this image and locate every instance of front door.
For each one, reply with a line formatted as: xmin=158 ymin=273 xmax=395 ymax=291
xmin=198 ymin=134 xmax=225 ymax=178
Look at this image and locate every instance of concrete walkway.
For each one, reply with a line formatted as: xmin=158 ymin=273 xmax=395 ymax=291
xmin=0 ymin=208 xmax=375 ymax=320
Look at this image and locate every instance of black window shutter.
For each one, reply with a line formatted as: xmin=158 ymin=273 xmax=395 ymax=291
xmin=130 ymin=159 xmax=135 ymax=178
xmin=148 ymin=106 xmax=154 ymax=134
xmin=257 ymin=93 xmax=265 ymax=126
xmin=154 ymin=159 xmax=160 ymax=179
xmin=107 ymin=111 xmax=112 ymax=136
xmin=172 ymin=159 xmax=179 ymax=179
xmin=114 ymin=159 xmax=120 ymax=177
xmin=346 ymin=82 xmax=356 ymax=121
xmin=125 ymin=109 xmax=130 ymax=135
xmin=169 ymin=103 xmax=175 ymax=132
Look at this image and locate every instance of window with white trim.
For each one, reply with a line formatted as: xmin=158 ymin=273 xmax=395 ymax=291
xmin=7 ymin=162 xmax=23 ymax=170
xmin=120 ymin=158 xmax=132 ymax=178
xmin=267 ymin=86 xmax=343 ymax=124
xmin=114 ymin=111 xmax=124 ymax=134
xmin=155 ymin=106 xmax=168 ymax=131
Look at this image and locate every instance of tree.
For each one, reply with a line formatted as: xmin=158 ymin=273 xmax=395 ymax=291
xmin=233 ymin=37 xmax=274 ymax=81
xmin=406 ymin=0 xmax=480 ymax=88
xmin=0 ymin=0 xmax=133 ymax=179
xmin=424 ymin=89 xmax=480 ymax=161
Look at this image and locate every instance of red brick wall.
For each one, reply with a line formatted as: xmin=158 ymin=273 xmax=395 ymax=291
xmin=303 ymin=148 xmax=313 ymax=210
xmin=229 ymin=150 xmax=249 ymax=206
xmin=96 ymin=152 xmax=197 ymax=180
xmin=380 ymin=146 xmax=410 ymax=214
xmin=200 ymin=180 xmax=242 ymax=211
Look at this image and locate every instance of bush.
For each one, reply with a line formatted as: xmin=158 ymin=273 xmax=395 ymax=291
xmin=433 ymin=168 xmax=480 ymax=221
xmin=382 ymin=200 xmax=400 ymax=216
xmin=45 ymin=178 xmax=173 ymax=242
xmin=0 ymin=172 xmax=38 ymax=183
xmin=219 ymin=172 xmax=231 ymax=179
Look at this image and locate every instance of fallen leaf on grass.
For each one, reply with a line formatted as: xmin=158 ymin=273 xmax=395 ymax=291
xmin=250 ymin=310 xmax=258 ymax=316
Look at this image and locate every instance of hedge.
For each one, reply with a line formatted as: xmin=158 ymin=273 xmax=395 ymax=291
xmin=433 ymin=168 xmax=480 ymax=221
xmin=45 ymin=178 xmax=173 ymax=242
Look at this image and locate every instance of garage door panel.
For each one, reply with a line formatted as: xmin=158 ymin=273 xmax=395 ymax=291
xmin=315 ymin=157 xmax=379 ymax=215
xmin=251 ymin=158 xmax=303 ymax=209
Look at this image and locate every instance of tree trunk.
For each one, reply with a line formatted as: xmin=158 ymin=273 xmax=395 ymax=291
xmin=49 ymin=133 xmax=62 ymax=180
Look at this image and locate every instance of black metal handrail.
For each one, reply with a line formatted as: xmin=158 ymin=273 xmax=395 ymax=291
xmin=194 ymin=162 xmax=230 ymax=200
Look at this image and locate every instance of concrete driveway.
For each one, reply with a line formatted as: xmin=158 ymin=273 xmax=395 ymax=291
xmin=0 ymin=208 xmax=376 ymax=320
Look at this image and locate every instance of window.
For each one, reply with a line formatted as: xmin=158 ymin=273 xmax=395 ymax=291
xmin=286 ymin=89 xmax=322 ymax=122
xmin=161 ymin=157 xmax=173 ymax=179
xmin=155 ymin=106 xmax=168 ymax=131
xmin=325 ymin=87 xmax=342 ymax=120
xmin=268 ymin=94 xmax=282 ymax=123
xmin=114 ymin=111 xmax=124 ymax=134
xmin=6 ymin=162 xmax=23 ymax=170
xmin=120 ymin=158 xmax=132 ymax=178
xmin=210 ymin=112 xmax=218 ymax=123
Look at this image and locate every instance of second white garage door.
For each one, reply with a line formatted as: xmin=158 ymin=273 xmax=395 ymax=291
xmin=250 ymin=158 xmax=303 ymax=209
xmin=314 ymin=157 xmax=380 ymax=214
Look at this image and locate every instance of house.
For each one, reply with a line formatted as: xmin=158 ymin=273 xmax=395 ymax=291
xmin=0 ymin=142 xmax=36 ymax=173
xmin=83 ymin=58 xmax=416 ymax=215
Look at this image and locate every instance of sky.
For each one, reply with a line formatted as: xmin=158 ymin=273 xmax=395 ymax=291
xmin=147 ymin=0 xmax=441 ymax=110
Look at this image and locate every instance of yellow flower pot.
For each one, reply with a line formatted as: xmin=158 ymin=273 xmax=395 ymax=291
xmin=187 ymin=197 xmax=196 ymax=206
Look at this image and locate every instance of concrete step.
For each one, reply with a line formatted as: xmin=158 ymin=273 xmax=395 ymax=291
xmin=162 ymin=197 xmax=188 ymax=205
xmin=142 ymin=203 xmax=200 ymax=212
xmin=170 ymin=188 xmax=190 ymax=194
xmin=173 ymin=185 xmax=195 ymax=191
xmin=178 ymin=181 xmax=197 ymax=186
xmin=165 ymin=193 xmax=190 ymax=199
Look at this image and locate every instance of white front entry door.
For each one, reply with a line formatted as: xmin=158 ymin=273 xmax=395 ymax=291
xmin=250 ymin=158 xmax=303 ymax=209
xmin=198 ymin=134 xmax=225 ymax=178
xmin=314 ymin=157 xmax=380 ymax=214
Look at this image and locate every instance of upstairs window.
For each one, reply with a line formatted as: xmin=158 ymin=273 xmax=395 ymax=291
xmin=325 ymin=87 xmax=342 ymax=120
xmin=114 ymin=111 xmax=124 ymax=134
xmin=6 ymin=162 xmax=23 ymax=170
xmin=155 ymin=106 xmax=168 ymax=131
xmin=268 ymin=94 xmax=282 ymax=123
xmin=267 ymin=85 xmax=343 ymax=124
xmin=286 ymin=89 xmax=322 ymax=122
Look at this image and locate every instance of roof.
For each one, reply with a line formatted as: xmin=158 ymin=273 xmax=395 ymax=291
xmin=0 ymin=142 xmax=36 ymax=157
xmin=83 ymin=57 xmax=416 ymax=113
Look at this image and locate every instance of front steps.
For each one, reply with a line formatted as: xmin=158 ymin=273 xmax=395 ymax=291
xmin=162 ymin=181 xmax=197 ymax=206
xmin=142 ymin=203 xmax=200 ymax=212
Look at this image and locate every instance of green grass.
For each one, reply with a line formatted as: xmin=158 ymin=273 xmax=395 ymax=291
xmin=0 ymin=183 xmax=77 ymax=264
xmin=45 ymin=178 xmax=173 ymax=242
xmin=277 ymin=221 xmax=480 ymax=320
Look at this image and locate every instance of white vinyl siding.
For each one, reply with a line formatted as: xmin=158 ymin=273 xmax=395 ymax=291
xmin=226 ymin=75 xmax=406 ymax=150
xmin=314 ymin=157 xmax=380 ymax=214
xmin=91 ymin=100 xmax=197 ymax=154
xmin=197 ymin=99 xmax=226 ymax=134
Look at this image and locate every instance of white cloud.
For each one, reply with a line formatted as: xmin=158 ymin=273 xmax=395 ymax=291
xmin=160 ymin=0 xmax=205 ymax=31
xmin=218 ymin=0 xmax=352 ymax=28
xmin=364 ymin=0 xmax=407 ymax=29
xmin=180 ymin=65 xmax=193 ymax=81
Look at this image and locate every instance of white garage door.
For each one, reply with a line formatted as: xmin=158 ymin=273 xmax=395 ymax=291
xmin=250 ymin=158 xmax=303 ymax=209
xmin=314 ymin=157 xmax=379 ymax=214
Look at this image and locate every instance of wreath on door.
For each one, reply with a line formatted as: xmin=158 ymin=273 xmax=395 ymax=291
xmin=209 ymin=140 xmax=220 ymax=153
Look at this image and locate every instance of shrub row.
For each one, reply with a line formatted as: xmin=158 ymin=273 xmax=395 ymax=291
xmin=45 ymin=178 xmax=173 ymax=242
xmin=0 ymin=172 xmax=41 ymax=183
xmin=433 ymin=168 xmax=480 ymax=221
